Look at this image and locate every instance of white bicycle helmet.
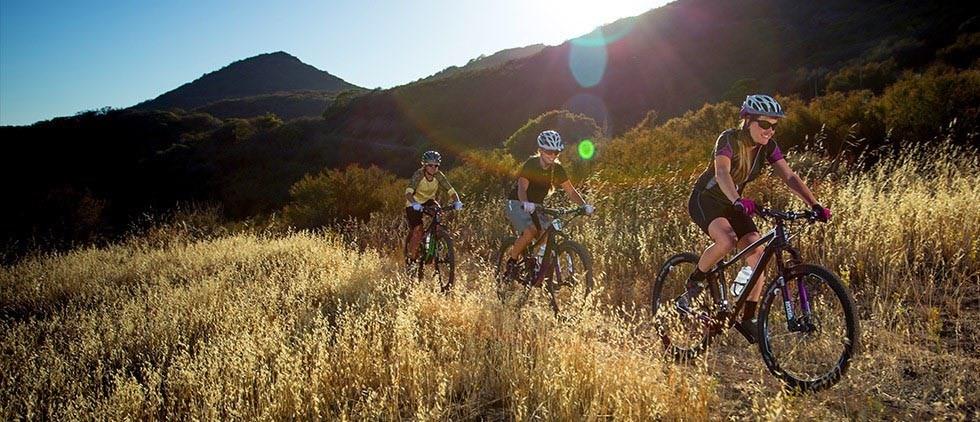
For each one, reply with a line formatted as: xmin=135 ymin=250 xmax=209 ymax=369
xmin=740 ymin=94 xmax=786 ymax=118
xmin=536 ymin=130 xmax=564 ymax=151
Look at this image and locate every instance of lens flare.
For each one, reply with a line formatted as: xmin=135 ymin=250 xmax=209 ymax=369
xmin=578 ymin=140 xmax=595 ymax=160
xmin=569 ymin=33 xmax=607 ymax=88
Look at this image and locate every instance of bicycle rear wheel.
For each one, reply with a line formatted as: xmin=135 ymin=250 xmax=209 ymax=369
xmin=418 ymin=229 xmax=455 ymax=293
xmin=493 ymin=237 xmax=530 ymax=309
xmin=546 ymin=241 xmax=593 ymax=316
xmin=651 ymin=252 xmax=715 ymax=361
xmin=758 ymin=264 xmax=860 ymax=393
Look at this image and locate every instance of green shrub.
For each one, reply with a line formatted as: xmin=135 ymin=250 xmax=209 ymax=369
xmin=283 ymin=164 xmax=401 ymax=228
xmin=598 ymin=103 xmax=737 ymax=182
xmin=443 ymin=149 xmax=518 ymax=204
xmin=825 ymin=60 xmax=899 ymax=93
xmin=878 ymin=68 xmax=980 ymax=143
xmin=503 ymin=110 xmax=603 ymax=159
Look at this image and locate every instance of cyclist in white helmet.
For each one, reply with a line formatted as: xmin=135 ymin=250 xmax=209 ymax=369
xmin=405 ymin=150 xmax=462 ymax=266
xmin=685 ymin=94 xmax=831 ymax=343
xmin=503 ymin=130 xmax=595 ymax=277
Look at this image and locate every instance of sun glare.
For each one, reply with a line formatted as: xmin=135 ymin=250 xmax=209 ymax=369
xmin=530 ymin=0 xmax=664 ymax=44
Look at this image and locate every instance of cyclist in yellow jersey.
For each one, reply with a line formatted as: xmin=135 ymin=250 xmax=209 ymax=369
xmin=405 ymin=151 xmax=462 ymax=264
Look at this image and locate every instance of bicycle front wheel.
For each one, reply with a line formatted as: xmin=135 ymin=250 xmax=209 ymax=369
xmin=758 ymin=264 xmax=860 ymax=393
xmin=546 ymin=241 xmax=593 ymax=316
xmin=418 ymin=229 xmax=455 ymax=293
xmin=651 ymin=252 xmax=714 ymax=361
xmin=493 ymin=237 xmax=530 ymax=309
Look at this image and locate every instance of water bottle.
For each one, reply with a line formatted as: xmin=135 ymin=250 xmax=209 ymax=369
xmin=424 ymin=234 xmax=433 ymax=259
xmin=731 ymin=266 xmax=752 ymax=297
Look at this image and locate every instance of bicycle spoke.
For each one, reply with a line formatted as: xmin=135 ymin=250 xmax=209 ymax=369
xmin=759 ymin=265 xmax=859 ymax=392
xmin=548 ymin=241 xmax=593 ymax=316
xmin=651 ymin=253 xmax=713 ymax=360
xmin=418 ymin=231 xmax=454 ymax=292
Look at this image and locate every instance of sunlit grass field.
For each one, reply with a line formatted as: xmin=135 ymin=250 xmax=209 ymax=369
xmin=2 ymin=147 xmax=978 ymax=419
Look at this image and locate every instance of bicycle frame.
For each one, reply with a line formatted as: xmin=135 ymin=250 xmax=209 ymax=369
xmin=708 ymin=213 xmax=806 ymax=328
xmin=521 ymin=208 xmax=581 ymax=287
xmin=417 ymin=204 xmax=454 ymax=260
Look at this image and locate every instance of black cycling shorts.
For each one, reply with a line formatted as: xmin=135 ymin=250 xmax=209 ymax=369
xmin=687 ymin=190 xmax=758 ymax=238
xmin=405 ymin=199 xmax=438 ymax=228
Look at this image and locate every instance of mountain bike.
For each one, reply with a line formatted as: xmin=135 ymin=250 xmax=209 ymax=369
xmin=409 ymin=203 xmax=457 ymax=292
xmin=651 ymin=207 xmax=859 ymax=393
xmin=493 ymin=206 xmax=593 ymax=315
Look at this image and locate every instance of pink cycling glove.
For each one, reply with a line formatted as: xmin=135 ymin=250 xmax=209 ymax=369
xmin=812 ymin=204 xmax=831 ymax=222
xmin=733 ymin=198 xmax=757 ymax=216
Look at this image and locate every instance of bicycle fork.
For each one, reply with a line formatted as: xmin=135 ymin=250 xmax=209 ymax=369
xmin=774 ymin=254 xmax=818 ymax=334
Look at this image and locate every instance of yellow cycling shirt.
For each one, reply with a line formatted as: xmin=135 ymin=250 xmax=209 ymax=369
xmin=405 ymin=168 xmax=457 ymax=207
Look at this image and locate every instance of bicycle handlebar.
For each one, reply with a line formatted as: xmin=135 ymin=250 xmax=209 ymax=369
xmin=757 ymin=208 xmax=818 ymax=222
xmin=536 ymin=205 xmax=587 ymax=217
xmin=421 ymin=204 xmax=457 ymax=214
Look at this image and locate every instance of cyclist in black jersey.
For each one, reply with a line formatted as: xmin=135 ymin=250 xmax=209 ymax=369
xmin=503 ymin=130 xmax=594 ymax=276
xmin=686 ymin=95 xmax=831 ymax=342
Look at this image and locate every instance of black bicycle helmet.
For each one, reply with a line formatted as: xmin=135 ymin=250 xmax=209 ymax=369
xmin=421 ymin=150 xmax=442 ymax=162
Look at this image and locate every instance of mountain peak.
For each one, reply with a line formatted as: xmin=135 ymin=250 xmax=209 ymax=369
xmin=134 ymin=52 xmax=360 ymax=111
xmin=235 ymin=51 xmax=302 ymax=65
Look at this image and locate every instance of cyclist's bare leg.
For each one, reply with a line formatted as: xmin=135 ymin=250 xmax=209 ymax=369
xmin=736 ymin=232 xmax=764 ymax=301
xmin=510 ymin=226 xmax=540 ymax=260
xmin=406 ymin=225 xmax=425 ymax=260
xmin=697 ymin=217 xmax=738 ymax=272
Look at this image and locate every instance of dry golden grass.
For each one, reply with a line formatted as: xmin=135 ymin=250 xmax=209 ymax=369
xmin=2 ymin=146 xmax=978 ymax=420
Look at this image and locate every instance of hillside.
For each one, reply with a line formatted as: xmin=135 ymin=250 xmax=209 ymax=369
xmin=325 ymin=0 xmax=975 ymax=150
xmin=133 ymin=52 xmax=359 ymax=111
xmin=192 ymin=90 xmax=347 ymax=121
xmin=418 ymin=44 xmax=547 ymax=83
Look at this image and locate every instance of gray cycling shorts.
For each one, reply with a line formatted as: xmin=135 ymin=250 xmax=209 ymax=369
xmin=506 ymin=199 xmax=551 ymax=233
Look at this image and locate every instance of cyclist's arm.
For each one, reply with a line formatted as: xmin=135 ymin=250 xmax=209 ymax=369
xmin=436 ymin=172 xmax=460 ymax=203
xmin=772 ymin=159 xmax=819 ymax=207
xmin=405 ymin=169 xmax=422 ymax=204
xmin=713 ymin=155 xmax=741 ymax=203
xmin=559 ymin=180 xmax=586 ymax=206
xmin=517 ymin=177 xmax=530 ymax=203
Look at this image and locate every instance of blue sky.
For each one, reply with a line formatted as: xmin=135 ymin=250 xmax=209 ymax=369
xmin=0 ymin=0 xmax=669 ymax=126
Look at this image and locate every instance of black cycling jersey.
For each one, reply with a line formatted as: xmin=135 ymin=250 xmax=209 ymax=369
xmin=692 ymin=128 xmax=784 ymax=204
xmin=507 ymin=157 xmax=569 ymax=204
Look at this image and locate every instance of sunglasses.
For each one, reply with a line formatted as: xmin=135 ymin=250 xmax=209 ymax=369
xmin=540 ymin=150 xmax=561 ymax=156
xmin=424 ymin=163 xmax=440 ymax=168
xmin=754 ymin=120 xmax=778 ymax=130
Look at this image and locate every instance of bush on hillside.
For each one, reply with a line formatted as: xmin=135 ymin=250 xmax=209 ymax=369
xmin=283 ymin=164 xmax=401 ymax=228
xmin=825 ymin=59 xmax=899 ymax=93
xmin=503 ymin=110 xmax=603 ymax=159
xmin=777 ymin=91 xmax=885 ymax=158
xmin=937 ymin=32 xmax=980 ymax=68
xmin=878 ymin=67 xmax=980 ymax=145
xmin=443 ymin=149 xmax=519 ymax=203
xmin=597 ymin=103 xmax=738 ymax=182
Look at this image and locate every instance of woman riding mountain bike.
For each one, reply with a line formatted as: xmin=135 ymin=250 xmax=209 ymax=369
xmin=503 ymin=130 xmax=595 ymax=279
xmin=405 ymin=150 xmax=462 ymax=269
xmin=685 ymin=94 xmax=832 ymax=343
